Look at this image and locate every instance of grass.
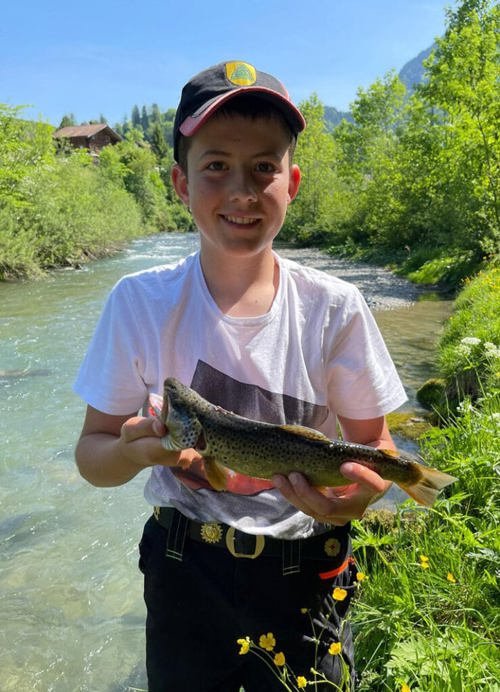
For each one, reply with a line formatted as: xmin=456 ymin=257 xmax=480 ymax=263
xmin=351 ymin=265 xmax=499 ymax=691
xmin=352 ymin=388 xmax=500 ymax=691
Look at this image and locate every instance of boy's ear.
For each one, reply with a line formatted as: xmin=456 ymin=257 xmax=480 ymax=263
xmin=288 ymin=164 xmax=301 ymax=203
xmin=171 ymin=164 xmax=189 ymax=206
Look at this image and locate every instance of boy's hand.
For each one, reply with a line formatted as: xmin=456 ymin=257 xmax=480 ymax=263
xmin=75 ymin=405 xmax=201 ymax=487
xmin=119 ymin=415 xmax=200 ymax=470
xmin=272 ymin=463 xmax=391 ymax=526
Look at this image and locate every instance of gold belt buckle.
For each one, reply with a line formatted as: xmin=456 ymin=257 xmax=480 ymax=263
xmin=225 ymin=526 xmax=265 ymax=559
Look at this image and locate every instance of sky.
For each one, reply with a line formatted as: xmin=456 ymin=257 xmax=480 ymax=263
xmin=1 ymin=0 xmax=453 ymax=128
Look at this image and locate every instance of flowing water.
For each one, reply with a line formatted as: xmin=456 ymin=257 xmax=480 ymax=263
xmin=0 ymin=233 xmax=452 ymax=691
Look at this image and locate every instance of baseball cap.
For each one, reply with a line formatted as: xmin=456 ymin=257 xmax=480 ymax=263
xmin=173 ymin=60 xmax=306 ymax=161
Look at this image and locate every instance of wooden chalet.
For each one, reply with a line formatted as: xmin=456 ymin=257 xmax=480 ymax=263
xmin=52 ymin=124 xmax=121 ymax=156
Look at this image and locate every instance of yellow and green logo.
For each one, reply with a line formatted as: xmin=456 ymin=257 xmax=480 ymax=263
xmin=225 ymin=61 xmax=257 ymax=86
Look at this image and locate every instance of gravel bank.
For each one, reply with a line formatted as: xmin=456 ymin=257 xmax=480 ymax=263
xmin=277 ymin=246 xmax=423 ymax=310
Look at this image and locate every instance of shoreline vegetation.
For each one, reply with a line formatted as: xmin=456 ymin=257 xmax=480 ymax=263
xmin=1 ymin=1 xmax=498 ymax=689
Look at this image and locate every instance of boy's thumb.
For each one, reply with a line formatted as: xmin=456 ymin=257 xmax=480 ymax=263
xmin=152 ymin=418 xmax=167 ymax=437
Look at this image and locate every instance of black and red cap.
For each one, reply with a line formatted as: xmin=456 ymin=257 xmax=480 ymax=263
xmin=173 ymin=60 xmax=306 ymax=161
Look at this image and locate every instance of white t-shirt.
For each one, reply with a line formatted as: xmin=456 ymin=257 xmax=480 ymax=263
xmin=74 ymin=250 xmax=407 ymax=539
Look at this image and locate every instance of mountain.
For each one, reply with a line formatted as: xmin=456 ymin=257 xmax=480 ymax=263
xmin=398 ymin=44 xmax=435 ymax=93
xmin=323 ymin=43 xmax=436 ymax=129
xmin=324 ymin=105 xmax=353 ymax=130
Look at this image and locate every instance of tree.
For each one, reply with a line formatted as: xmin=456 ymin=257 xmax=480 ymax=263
xmin=417 ymin=0 xmax=500 ymax=257
xmin=131 ymin=105 xmax=142 ymax=130
xmin=141 ymin=105 xmax=150 ymax=132
xmin=151 ymin=103 xmax=162 ymax=124
xmin=282 ymin=94 xmax=341 ymax=243
xmin=331 ymin=74 xmax=407 ymax=248
xmin=58 ymin=113 xmax=76 ymax=128
xmin=149 ymin=121 xmax=169 ymax=161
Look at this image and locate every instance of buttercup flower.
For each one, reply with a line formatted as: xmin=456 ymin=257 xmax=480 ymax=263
xmin=419 ymin=555 xmax=430 ymax=569
xmin=274 ymin=651 xmax=286 ymax=667
xmin=401 ymin=684 xmax=411 ymax=692
xmin=259 ymin=632 xmax=276 ymax=651
xmin=297 ymin=676 xmax=308 ymax=688
xmin=447 ymin=572 xmax=457 ymax=583
xmin=237 ymin=637 xmax=250 ymax=655
xmin=356 ymin=572 xmax=367 ymax=582
xmin=332 ymin=587 xmax=348 ymax=601
xmin=328 ymin=641 xmax=342 ymax=655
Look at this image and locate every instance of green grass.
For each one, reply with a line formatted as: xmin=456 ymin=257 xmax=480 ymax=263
xmin=352 ymin=389 xmax=500 ymax=690
xmin=351 ymin=267 xmax=500 ymax=692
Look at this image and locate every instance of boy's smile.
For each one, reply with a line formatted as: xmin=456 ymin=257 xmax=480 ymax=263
xmin=172 ymin=113 xmax=301 ymax=261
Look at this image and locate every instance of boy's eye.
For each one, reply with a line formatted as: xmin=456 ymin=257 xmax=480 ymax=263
xmin=206 ymin=161 xmax=226 ymax=171
xmin=255 ymin=162 xmax=276 ymax=173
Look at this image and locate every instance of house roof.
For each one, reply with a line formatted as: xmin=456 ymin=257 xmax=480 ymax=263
xmin=52 ymin=124 xmax=121 ymax=141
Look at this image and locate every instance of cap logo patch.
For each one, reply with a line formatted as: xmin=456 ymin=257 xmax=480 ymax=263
xmin=225 ymin=61 xmax=257 ymax=86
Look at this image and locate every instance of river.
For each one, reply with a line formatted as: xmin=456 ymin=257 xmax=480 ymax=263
xmin=0 ymin=233 xmax=452 ymax=691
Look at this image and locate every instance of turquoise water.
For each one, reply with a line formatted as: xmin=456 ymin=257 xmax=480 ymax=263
xmin=0 ymin=233 xmax=451 ymax=691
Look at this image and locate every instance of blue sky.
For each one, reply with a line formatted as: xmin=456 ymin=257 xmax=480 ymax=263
xmin=1 ymin=0 xmax=452 ymax=127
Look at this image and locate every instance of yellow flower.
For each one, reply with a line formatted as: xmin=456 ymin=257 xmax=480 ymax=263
xmin=447 ymin=572 xmax=457 ymax=583
xmin=300 ymin=608 xmax=309 ymax=614
xmin=419 ymin=555 xmax=430 ymax=569
xmin=237 ymin=637 xmax=250 ymax=655
xmin=297 ymin=676 xmax=308 ymax=688
xmin=259 ymin=632 xmax=276 ymax=651
xmin=356 ymin=572 xmax=367 ymax=582
xmin=328 ymin=641 xmax=342 ymax=656
xmin=274 ymin=651 xmax=286 ymax=667
xmin=401 ymin=684 xmax=411 ymax=692
xmin=332 ymin=587 xmax=348 ymax=601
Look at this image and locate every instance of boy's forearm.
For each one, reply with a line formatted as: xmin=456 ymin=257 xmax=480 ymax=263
xmin=75 ymin=432 xmax=144 ymax=487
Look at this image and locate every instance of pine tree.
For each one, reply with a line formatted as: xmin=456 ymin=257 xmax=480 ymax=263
xmin=131 ymin=105 xmax=142 ymax=130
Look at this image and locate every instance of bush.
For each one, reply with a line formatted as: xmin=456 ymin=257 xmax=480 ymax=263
xmin=5 ymin=154 xmax=144 ymax=273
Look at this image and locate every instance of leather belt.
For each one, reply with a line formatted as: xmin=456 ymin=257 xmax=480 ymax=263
xmin=153 ymin=506 xmax=349 ymax=564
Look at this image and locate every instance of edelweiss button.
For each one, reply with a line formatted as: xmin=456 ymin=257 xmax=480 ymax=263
xmin=324 ymin=537 xmax=341 ymax=557
xmin=200 ymin=522 xmax=223 ymax=544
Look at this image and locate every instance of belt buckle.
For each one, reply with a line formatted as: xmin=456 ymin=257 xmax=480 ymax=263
xmin=225 ymin=526 xmax=265 ymax=559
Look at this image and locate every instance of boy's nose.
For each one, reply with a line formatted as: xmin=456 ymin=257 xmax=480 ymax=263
xmin=228 ymin=170 xmax=258 ymax=203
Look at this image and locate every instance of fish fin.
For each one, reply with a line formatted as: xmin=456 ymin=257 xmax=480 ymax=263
xmin=280 ymin=424 xmax=331 ymax=442
xmin=401 ymin=466 xmax=458 ymax=507
xmin=379 ymin=448 xmax=401 ymax=459
xmin=203 ymin=457 xmax=229 ymax=492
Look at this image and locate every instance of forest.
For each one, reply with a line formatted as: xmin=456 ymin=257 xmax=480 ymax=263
xmin=0 ymin=0 xmax=498 ymax=285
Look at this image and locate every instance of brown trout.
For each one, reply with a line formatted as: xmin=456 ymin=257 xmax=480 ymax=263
xmin=152 ymin=377 xmax=457 ymax=507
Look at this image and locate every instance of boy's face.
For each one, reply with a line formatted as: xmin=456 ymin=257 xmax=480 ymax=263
xmin=171 ymin=113 xmax=301 ymax=260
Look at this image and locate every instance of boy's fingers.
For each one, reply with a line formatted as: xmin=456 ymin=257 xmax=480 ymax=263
xmin=120 ymin=416 xmax=166 ymax=443
xmin=273 ymin=467 xmax=387 ymax=524
xmin=339 ymin=462 xmax=388 ymax=494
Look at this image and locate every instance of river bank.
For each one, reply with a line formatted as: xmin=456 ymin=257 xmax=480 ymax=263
xmin=277 ymin=244 xmax=425 ymax=310
xmin=0 ymin=232 xmax=451 ymax=691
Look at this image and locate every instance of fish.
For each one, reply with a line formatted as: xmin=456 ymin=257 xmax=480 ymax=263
xmin=151 ymin=377 xmax=457 ymax=507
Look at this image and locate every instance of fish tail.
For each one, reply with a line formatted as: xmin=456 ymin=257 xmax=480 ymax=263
xmin=400 ymin=465 xmax=457 ymax=507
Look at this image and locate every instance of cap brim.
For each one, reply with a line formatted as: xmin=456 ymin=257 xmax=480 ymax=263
xmin=179 ymin=86 xmax=306 ymax=138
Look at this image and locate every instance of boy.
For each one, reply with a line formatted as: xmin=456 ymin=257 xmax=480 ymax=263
xmin=74 ymin=61 xmax=407 ymax=691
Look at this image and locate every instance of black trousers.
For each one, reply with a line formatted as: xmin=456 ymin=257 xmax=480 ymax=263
xmin=139 ymin=515 xmax=357 ymax=692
